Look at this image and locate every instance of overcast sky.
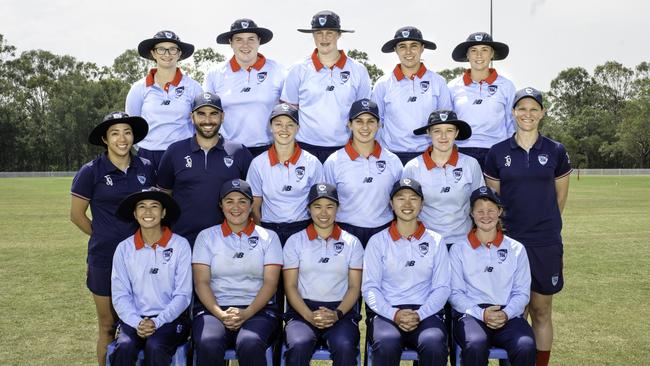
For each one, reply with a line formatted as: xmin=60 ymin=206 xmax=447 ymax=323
xmin=3 ymin=0 xmax=648 ymax=90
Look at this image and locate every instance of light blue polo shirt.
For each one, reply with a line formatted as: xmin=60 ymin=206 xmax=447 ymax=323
xmin=203 ymin=54 xmax=285 ymax=147
xmin=281 ymin=50 xmax=372 ymax=147
xmin=126 ymin=68 xmax=203 ymax=151
xmin=323 ymin=141 xmax=402 ymax=228
xmin=284 ymin=224 xmax=363 ymax=302
xmin=371 ymin=64 xmax=452 ymax=153
xmin=448 ymin=69 xmax=517 ymax=149
xmin=247 ymin=144 xmax=323 ymax=223
xmin=192 ymin=220 xmax=283 ymax=306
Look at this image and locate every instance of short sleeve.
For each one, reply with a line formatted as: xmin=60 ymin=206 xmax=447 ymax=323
xmin=125 ymin=81 xmax=143 ymax=117
xmin=71 ymin=163 xmax=95 ymax=200
xmin=555 ymin=143 xmax=572 ymax=178
xmin=246 ymin=158 xmax=264 ymax=197
xmin=192 ymin=229 xmax=213 ymax=265
xmin=264 ymin=230 xmax=283 ymax=266
xmin=282 ymin=235 xmax=300 ymax=270
xmin=483 ymin=147 xmax=500 ymax=181
xmin=349 ymin=238 xmax=364 ymax=270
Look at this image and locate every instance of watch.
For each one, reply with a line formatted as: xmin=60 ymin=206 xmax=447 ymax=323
xmin=335 ymin=309 xmax=344 ymax=320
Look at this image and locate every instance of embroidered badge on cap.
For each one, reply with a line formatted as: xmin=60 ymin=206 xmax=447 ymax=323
xmin=318 ymin=184 xmax=327 ymax=192
xmin=403 ymin=178 xmax=412 ymax=185
xmin=361 ymin=100 xmax=369 ymax=108
xmin=474 ymin=34 xmax=483 ymax=41
xmin=439 ymin=112 xmax=449 ymax=121
xmin=402 ymin=30 xmax=410 ymax=38
xmin=318 ymin=17 xmax=327 ymax=26
xmin=525 ymin=87 xmax=534 ymax=94
xmin=241 ymin=21 xmax=249 ymax=28
xmin=231 ymin=179 xmax=240 ymax=187
xmin=164 ymin=31 xmax=173 ymax=39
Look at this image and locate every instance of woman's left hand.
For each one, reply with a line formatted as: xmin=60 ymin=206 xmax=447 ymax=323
xmin=225 ymin=307 xmax=251 ymax=330
xmin=313 ymin=307 xmax=338 ymax=329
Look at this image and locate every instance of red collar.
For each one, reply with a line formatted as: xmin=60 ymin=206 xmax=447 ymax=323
xmin=311 ymin=49 xmax=348 ymax=72
xmin=134 ymin=227 xmax=173 ymax=250
xmin=344 ymin=140 xmax=382 ymax=160
xmin=268 ymin=143 xmax=302 ymax=166
xmin=468 ymin=228 xmax=504 ymax=249
xmin=229 ymin=53 xmax=267 ymax=72
xmin=393 ymin=63 xmax=427 ymax=81
xmin=388 ymin=221 xmax=426 ymax=241
xmin=306 ymin=223 xmax=342 ymax=241
xmin=221 ymin=218 xmax=256 ymax=237
xmin=422 ymin=145 xmax=459 ymax=170
xmin=145 ymin=68 xmax=183 ymax=91
xmin=462 ymin=68 xmax=498 ymax=86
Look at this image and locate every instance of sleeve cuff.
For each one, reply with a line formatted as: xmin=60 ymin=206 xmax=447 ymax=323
xmin=125 ymin=315 xmax=142 ymax=330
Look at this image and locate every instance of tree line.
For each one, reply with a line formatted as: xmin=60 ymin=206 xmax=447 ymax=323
xmin=0 ymin=34 xmax=647 ymax=171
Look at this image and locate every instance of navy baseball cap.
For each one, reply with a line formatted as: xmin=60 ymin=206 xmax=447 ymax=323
xmin=413 ymin=110 xmax=472 ymax=140
xmin=390 ymin=178 xmax=424 ymax=199
xmin=513 ymin=87 xmax=544 ymax=109
xmin=192 ymin=92 xmax=223 ymax=112
xmin=470 ymin=186 xmax=502 ymax=207
xmin=116 ymin=187 xmax=181 ymax=225
xmin=217 ymin=18 xmax=273 ymax=45
xmin=88 ymin=111 xmax=148 ymax=147
xmin=308 ymin=183 xmax=339 ymax=205
xmin=138 ymin=30 xmax=194 ymax=61
xmin=349 ymin=98 xmax=380 ymax=121
xmin=452 ymin=32 xmax=509 ymax=62
xmin=270 ymin=103 xmax=299 ymax=124
xmin=219 ymin=179 xmax=253 ymax=202
xmin=297 ymin=10 xmax=354 ymax=33
xmin=381 ymin=26 xmax=437 ymax=53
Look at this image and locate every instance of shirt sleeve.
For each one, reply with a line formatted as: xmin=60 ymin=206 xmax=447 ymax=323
xmin=470 ymin=157 xmax=486 ymax=190
xmin=111 ymin=241 xmax=143 ymax=329
xmin=416 ymin=237 xmax=451 ymax=320
xmin=323 ymin=156 xmax=337 ymax=185
xmin=125 ymin=81 xmax=143 ymax=117
xmin=246 ymin=159 xmax=264 ymax=197
xmin=264 ymin=230 xmax=283 ymax=266
xmin=156 ymin=148 xmax=176 ymax=190
xmin=502 ymin=243 xmax=532 ymax=320
xmin=348 ymin=237 xmax=364 ymax=270
xmin=555 ymin=143 xmax=573 ymax=178
xmin=448 ymin=243 xmax=485 ymax=321
xmin=356 ymin=63 xmax=372 ymax=99
xmin=192 ymin=229 xmax=213 ymax=265
xmin=280 ymin=63 xmax=302 ymax=105
xmin=504 ymin=82 xmax=517 ymax=137
xmin=311 ymin=159 xmax=324 ymax=184
xmin=371 ymin=80 xmax=386 ymax=121
xmin=483 ymin=147 xmax=500 ymax=181
xmin=153 ymin=238 xmax=193 ymax=329
xmin=361 ymin=236 xmax=398 ymax=321
xmin=436 ymin=80 xmax=453 ymax=111
xmin=71 ymin=163 xmax=94 ymax=200
xmin=203 ymin=67 xmax=217 ymax=94
xmin=282 ymin=235 xmax=300 ymax=270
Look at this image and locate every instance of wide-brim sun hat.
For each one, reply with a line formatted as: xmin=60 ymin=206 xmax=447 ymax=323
xmin=381 ymin=26 xmax=436 ymax=53
xmin=138 ymin=30 xmax=195 ymax=61
xmin=297 ymin=10 xmax=354 ymax=33
xmin=452 ymin=32 xmax=509 ymax=62
xmin=88 ymin=111 xmax=148 ymax=147
xmin=116 ymin=187 xmax=181 ymax=225
xmin=413 ymin=110 xmax=472 ymax=140
xmin=217 ymin=18 xmax=273 ymax=45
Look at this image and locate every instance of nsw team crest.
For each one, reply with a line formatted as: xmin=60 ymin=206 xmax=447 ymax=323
xmin=318 ymin=17 xmax=327 ymax=26
xmin=257 ymin=72 xmax=267 ymax=83
xmin=340 ymin=71 xmax=350 ymax=83
xmin=248 ymin=236 xmax=259 ymax=249
xmin=295 ymin=166 xmax=305 ymax=181
xmin=418 ymin=242 xmax=429 ymax=256
xmin=162 ymin=248 xmax=173 ymax=263
xmin=488 ymin=85 xmax=498 ymax=95
xmin=453 ymin=168 xmax=463 ymax=183
xmin=376 ymin=160 xmax=386 ymax=173
xmin=175 ymin=86 xmax=185 ymax=97
xmin=224 ymin=156 xmax=234 ymax=168
xmin=137 ymin=174 xmax=146 ymax=185
xmin=497 ymin=249 xmax=508 ymax=263
xmin=538 ymin=154 xmax=549 ymax=166
xmin=420 ymin=81 xmax=430 ymax=93
xmin=334 ymin=242 xmax=344 ymax=255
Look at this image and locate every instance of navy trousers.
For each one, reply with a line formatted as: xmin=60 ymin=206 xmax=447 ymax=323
xmin=284 ymin=300 xmax=360 ymax=366
xmin=193 ymin=306 xmax=280 ymax=366
xmin=369 ymin=312 xmax=448 ymax=366
xmin=454 ymin=314 xmax=536 ymax=366
xmin=109 ymin=316 xmax=189 ymax=366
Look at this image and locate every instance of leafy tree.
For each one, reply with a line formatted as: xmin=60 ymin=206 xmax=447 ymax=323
xmin=111 ymin=49 xmax=151 ymax=85
xmin=347 ymin=49 xmax=385 ymax=85
xmin=181 ymin=48 xmax=226 ymax=84
xmin=438 ymin=67 xmax=466 ymax=83
xmin=614 ymin=98 xmax=650 ymax=167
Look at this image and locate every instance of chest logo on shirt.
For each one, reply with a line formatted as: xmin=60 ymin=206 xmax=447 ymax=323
xmin=184 ymin=155 xmax=192 ymax=168
xmin=334 ymin=241 xmax=344 ymax=255
xmin=318 ymin=257 xmax=330 ymax=263
xmin=405 ymin=260 xmax=416 ymax=267
xmin=233 ymin=252 xmax=245 ymax=259
xmin=487 ymin=85 xmax=498 ymax=95
xmin=420 ymin=81 xmax=430 ymax=93
xmin=340 ymin=71 xmax=350 ymax=83
xmin=295 ymin=166 xmax=305 ymax=181
xmin=224 ymin=156 xmax=234 ymax=168
xmin=248 ymin=236 xmax=259 ymax=249
xmin=418 ymin=242 xmax=429 ymax=256
xmin=104 ymin=175 xmax=113 ymax=186
xmin=257 ymin=72 xmax=267 ymax=83
xmin=453 ymin=167 xmax=463 ymax=182
xmin=162 ymin=248 xmax=173 ymax=263
xmin=376 ymin=160 xmax=386 ymax=173
xmin=504 ymin=155 xmax=512 ymax=167
xmin=175 ymin=86 xmax=185 ymax=98
xmin=137 ymin=174 xmax=146 ymax=185
xmin=497 ymin=248 xmax=508 ymax=263
xmin=538 ymin=154 xmax=549 ymax=166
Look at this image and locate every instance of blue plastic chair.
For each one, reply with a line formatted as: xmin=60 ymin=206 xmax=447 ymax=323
xmin=280 ymin=342 xmax=361 ymax=365
xmin=454 ymin=344 xmax=511 ymax=366
xmin=105 ymin=340 xmax=189 ymax=366
xmin=192 ymin=344 xmax=274 ymax=366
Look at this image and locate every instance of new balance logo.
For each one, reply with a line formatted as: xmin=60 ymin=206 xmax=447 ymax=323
xmin=240 ymin=87 xmax=251 ymax=93
xmin=440 ymin=187 xmax=450 ymax=193
xmin=472 ymin=99 xmax=483 ymax=105
xmin=407 ymin=96 xmax=417 ymax=102
xmin=325 ymin=86 xmax=335 ymax=91
xmin=363 ymin=177 xmax=373 ymax=183
xmin=318 ymin=257 xmax=330 ymax=263
xmin=282 ymin=185 xmax=293 ymax=191
xmin=405 ymin=260 xmax=415 ymax=267
xmin=161 ymin=100 xmax=171 ymax=105
xmin=149 ymin=268 xmax=159 ymax=274
xmin=233 ymin=252 xmax=244 ymax=259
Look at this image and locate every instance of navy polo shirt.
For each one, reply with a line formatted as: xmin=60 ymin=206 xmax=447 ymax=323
xmin=71 ymin=153 xmax=156 ymax=268
xmin=157 ymin=136 xmax=253 ymax=245
xmin=484 ymin=134 xmax=572 ymax=246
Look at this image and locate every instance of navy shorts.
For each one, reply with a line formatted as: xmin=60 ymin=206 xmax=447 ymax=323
xmin=87 ymin=264 xmax=112 ymax=296
xmin=525 ymin=244 xmax=564 ymax=295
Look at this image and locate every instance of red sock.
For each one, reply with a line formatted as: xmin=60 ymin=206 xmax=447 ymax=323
xmin=536 ymin=350 xmax=551 ymax=366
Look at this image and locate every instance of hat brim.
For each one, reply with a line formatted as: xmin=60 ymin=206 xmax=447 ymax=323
xmin=451 ymin=41 xmax=509 ymax=62
xmin=297 ymin=28 xmax=354 ymax=33
xmin=390 ymin=186 xmax=423 ymax=200
xmin=192 ymin=102 xmax=223 ymax=113
xmin=308 ymin=195 xmax=339 ymax=206
xmin=137 ymin=39 xmax=195 ymax=61
xmin=413 ymin=119 xmax=472 ymax=140
xmin=116 ymin=190 xmax=181 ymax=225
xmin=513 ymin=95 xmax=544 ymax=109
xmin=88 ymin=116 xmax=149 ymax=147
xmin=349 ymin=110 xmax=380 ymax=122
xmin=216 ymin=28 xmax=274 ymax=45
xmin=381 ymin=38 xmax=437 ymax=53
xmin=270 ymin=112 xmax=299 ymax=125
xmin=220 ymin=188 xmax=253 ymax=203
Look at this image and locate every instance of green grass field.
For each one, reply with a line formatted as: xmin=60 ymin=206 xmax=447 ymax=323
xmin=1 ymin=176 xmax=649 ymax=365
